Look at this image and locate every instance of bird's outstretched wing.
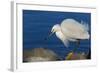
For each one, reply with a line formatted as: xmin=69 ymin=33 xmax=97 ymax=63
xmin=61 ymin=19 xmax=89 ymax=39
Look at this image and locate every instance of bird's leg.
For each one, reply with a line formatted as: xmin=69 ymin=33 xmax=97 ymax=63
xmin=77 ymin=39 xmax=80 ymax=48
xmin=73 ymin=39 xmax=80 ymax=52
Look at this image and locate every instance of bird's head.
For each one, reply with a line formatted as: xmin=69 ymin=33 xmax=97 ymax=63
xmin=44 ymin=24 xmax=60 ymax=40
xmin=51 ymin=24 xmax=61 ymax=33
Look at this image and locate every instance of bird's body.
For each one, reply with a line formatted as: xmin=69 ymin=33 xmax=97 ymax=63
xmin=61 ymin=19 xmax=89 ymax=40
xmin=51 ymin=19 xmax=90 ymax=47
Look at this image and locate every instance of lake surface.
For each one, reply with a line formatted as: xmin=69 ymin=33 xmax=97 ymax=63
xmin=23 ymin=10 xmax=91 ymax=60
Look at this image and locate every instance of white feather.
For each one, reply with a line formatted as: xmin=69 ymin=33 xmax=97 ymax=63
xmin=51 ymin=18 xmax=90 ymax=47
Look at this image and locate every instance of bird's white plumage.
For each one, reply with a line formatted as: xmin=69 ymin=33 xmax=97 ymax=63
xmin=51 ymin=18 xmax=90 ymax=47
xmin=61 ymin=19 xmax=89 ymax=40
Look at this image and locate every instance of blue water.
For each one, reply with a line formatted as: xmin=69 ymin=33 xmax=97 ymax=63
xmin=23 ymin=10 xmax=91 ymax=60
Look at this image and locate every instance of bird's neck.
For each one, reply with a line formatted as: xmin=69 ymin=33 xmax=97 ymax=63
xmin=55 ymin=31 xmax=66 ymax=41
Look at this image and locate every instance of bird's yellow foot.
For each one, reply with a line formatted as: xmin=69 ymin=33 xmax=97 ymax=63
xmin=66 ymin=52 xmax=73 ymax=60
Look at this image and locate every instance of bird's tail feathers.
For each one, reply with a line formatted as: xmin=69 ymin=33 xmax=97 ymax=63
xmin=81 ymin=20 xmax=89 ymax=31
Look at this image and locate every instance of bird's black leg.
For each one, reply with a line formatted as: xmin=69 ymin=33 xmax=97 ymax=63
xmin=73 ymin=39 xmax=80 ymax=52
xmin=77 ymin=39 xmax=80 ymax=48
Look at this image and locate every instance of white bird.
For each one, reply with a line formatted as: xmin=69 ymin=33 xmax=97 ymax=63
xmin=50 ymin=19 xmax=90 ymax=47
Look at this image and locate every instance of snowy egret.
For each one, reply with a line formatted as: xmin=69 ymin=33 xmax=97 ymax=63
xmin=49 ymin=19 xmax=90 ymax=48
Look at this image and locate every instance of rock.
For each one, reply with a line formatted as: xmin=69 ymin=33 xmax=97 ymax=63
xmin=23 ymin=48 xmax=59 ymax=62
xmin=25 ymin=57 xmax=52 ymax=62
